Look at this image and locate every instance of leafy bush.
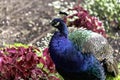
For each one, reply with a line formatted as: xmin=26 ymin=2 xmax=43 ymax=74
xmin=49 ymin=1 xmax=107 ymax=37
xmin=81 ymin=0 xmax=120 ymax=32
xmin=0 ymin=43 xmax=60 ymax=80
xmin=63 ymin=5 xmax=107 ymax=37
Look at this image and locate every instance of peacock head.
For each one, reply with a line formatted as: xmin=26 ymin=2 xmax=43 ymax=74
xmin=50 ymin=18 xmax=65 ymax=29
xmin=51 ymin=18 xmax=68 ymax=37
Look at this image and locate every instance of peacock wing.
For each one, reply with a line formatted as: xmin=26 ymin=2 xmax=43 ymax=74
xmin=68 ymin=28 xmax=119 ymax=76
xmin=68 ymin=28 xmax=107 ymax=54
xmin=82 ymin=32 xmax=119 ymax=76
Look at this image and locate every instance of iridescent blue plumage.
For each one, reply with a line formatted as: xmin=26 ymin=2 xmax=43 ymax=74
xmin=49 ymin=18 xmax=105 ymax=80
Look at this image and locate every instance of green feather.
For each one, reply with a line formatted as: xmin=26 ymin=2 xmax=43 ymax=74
xmin=68 ymin=28 xmax=107 ymax=53
xmin=69 ymin=29 xmax=92 ymax=51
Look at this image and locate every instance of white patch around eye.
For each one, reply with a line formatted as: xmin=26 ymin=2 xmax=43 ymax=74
xmin=54 ymin=22 xmax=60 ymax=26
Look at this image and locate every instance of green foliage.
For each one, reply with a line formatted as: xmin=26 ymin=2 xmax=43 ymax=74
xmin=4 ymin=43 xmax=29 ymax=48
xmin=106 ymin=64 xmax=120 ymax=80
xmin=12 ymin=43 xmax=29 ymax=48
xmin=106 ymin=75 xmax=120 ymax=80
xmin=82 ymin=0 xmax=120 ymax=33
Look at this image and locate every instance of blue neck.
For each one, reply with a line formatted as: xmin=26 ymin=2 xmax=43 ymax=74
xmin=59 ymin=23 xmax=68 ymax=38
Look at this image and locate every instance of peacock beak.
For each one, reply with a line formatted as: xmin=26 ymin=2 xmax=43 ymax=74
xmin=50 ymin=19 xmax=56 ymax=26
xmin=50 ymin=20 xmax=60 ymax=27
xmin=49 ymin=20 xmax=52 ymax=24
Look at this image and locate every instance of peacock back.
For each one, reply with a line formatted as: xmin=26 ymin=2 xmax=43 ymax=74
xmin=69 ymin=28 xmax=110 ymax=60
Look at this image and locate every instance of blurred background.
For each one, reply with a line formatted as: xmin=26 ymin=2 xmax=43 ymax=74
xmin=0 ymin=0 xmax=119 ymax=63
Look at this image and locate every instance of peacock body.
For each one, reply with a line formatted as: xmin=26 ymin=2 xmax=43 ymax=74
xmin=68 ymin=28 xmax=119 ymax=77
xmin=49 ymin=18 xmax=106 ymax=80
xmin=49 ymin=18 xmax=118 ymax=80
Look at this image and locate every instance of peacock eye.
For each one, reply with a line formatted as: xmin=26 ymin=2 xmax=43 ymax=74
xmin=51 ymin=20 xmax=60 ymax=27
xmin=54 ymin=21 xmax=60 ymax=27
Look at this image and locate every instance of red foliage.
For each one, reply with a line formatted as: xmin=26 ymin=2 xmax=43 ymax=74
xmin=40 ymin=48 xmax=60 ymax=80
xmin=63 ymin=6 xmax=106 ymax=37
xmin=42 ymin=48 xmax=56 ymax=73
xmin=0 ymin=47 xmax=59 ymax=80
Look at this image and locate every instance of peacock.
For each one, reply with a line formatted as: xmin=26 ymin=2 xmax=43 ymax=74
xmin=49 ymin=18 xmax=106 ymax=80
